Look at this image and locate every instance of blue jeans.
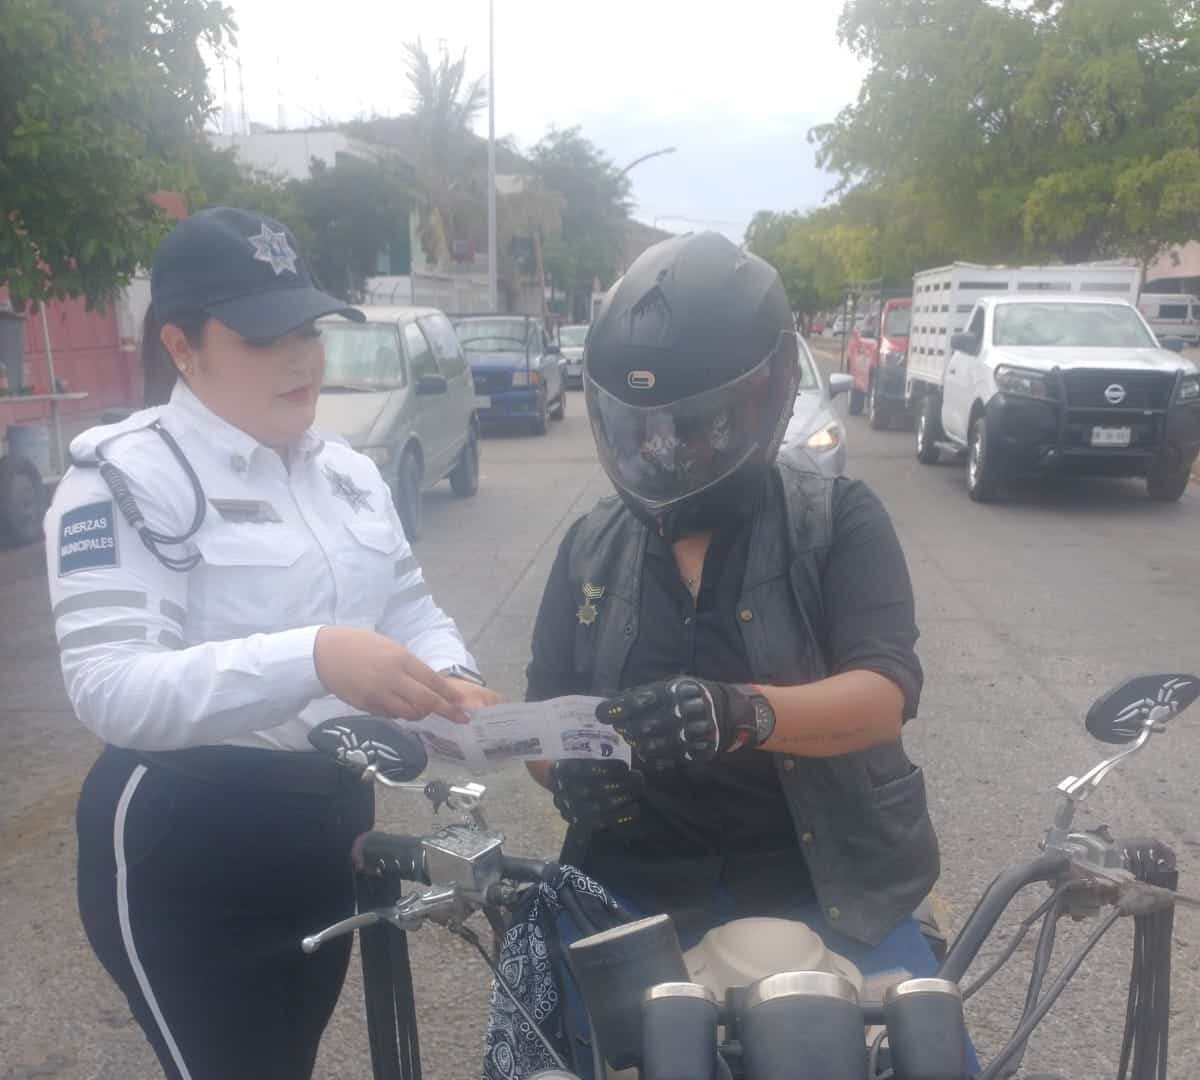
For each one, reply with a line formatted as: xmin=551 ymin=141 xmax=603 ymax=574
xmin=556 ymin=882 xmax=981 ymax=1077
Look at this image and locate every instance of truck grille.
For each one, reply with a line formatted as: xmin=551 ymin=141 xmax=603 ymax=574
xmin=1061 ymin=370 xmax=1174 ymax=411
xmin=1062 ymin=415 xmax=1163 ymax=450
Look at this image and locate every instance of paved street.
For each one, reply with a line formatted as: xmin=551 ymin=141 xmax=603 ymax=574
xmin=2 ymin=371 xmax=1199 ymax=1080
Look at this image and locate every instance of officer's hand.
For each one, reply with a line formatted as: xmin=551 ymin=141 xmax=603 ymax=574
xmin=596 ymin=678 xmax=768 ymax=765
xmin=314 ymin=626 xmax=470 ymax=724
xmin=549 ymin=759 xmax=644 ymax=832
xmin=444 ymin=678 xmax=501 ymax=711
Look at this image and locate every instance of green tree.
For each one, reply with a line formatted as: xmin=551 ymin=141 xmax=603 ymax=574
xmin=181 ymin=140 xmax=309 ymax=245
xmin=811 ymin=0 xmax=1200 ymax=269
xmin=531 ymin=127 xmax=630 ymax=321
xmin=291 ymin=156 xmax=416 ymax=302
xmin=400 ymin=38 xmax=488 ymax=270
xmin=0 ymin=0 xmax=233 ymax=306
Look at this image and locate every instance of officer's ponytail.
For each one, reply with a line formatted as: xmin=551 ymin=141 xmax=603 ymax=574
xmin=141 ymin=305 xmax=207 ymax=406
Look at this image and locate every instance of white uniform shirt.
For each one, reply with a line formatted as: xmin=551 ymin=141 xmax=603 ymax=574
xmin=45 ymin=382 xmax=476 ymax=752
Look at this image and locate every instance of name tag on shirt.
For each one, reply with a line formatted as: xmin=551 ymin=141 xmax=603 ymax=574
xmin=59 ymin=500 xmax=119 ymax=575
xmin=211 ymin=499 xmax=284 ymax=525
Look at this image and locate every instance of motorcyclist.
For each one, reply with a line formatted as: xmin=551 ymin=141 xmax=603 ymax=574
xmin=524 ymin=231 xmax=944 ymax=1068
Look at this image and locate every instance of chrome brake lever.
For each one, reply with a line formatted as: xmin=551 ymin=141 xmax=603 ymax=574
xmin=302 ymin=886 xmax=466 ymax=954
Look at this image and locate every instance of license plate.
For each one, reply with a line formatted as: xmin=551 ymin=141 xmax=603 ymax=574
xmin=474 ymin=395 xmax=491 ymax=409
xmin=1091 ymin=426 xmax=1132 ymax=448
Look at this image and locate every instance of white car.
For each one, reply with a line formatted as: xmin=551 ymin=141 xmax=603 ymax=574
xmin=558 ymin=323 xmax=588 ymax=387
xmin=913 ymin=295 xmax=1200 ymax=501
xmin=780 ymin=335 xmax=854 ymax=477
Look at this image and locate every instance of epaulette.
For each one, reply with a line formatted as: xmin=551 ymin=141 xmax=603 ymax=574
xmin=68 ymin=407 xmax=165 ymax=467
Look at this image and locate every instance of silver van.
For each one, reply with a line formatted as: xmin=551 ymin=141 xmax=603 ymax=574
xmin=315 ymin=305 xmax=480 ymax=540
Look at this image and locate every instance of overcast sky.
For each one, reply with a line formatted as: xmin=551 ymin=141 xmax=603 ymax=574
xmin=212 ymin=0 xmax=865 ymax=240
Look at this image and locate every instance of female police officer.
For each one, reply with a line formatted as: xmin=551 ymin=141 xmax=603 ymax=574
xmin=45 ymin=207 xmax=495 ymax=1079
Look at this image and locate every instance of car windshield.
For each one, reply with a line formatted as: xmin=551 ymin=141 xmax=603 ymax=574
xmin=796 ymin=342 xmax=820 ymax=391
xmin=320 ymin=323 xmax=404 ymax=389
xmin=883 ymin=305 xmax=911 ymax=337
xmin=559 ymin=325 xmax=588 ymax=347
xmin=453 ymin=318 xmax=530 ymax=353
xmin=993 ymin=303 xmax=1155 ymax=348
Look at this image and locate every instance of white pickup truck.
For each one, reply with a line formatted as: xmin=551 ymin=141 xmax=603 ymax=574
xmin=906 ymin=263 xmax=1200 ymax=501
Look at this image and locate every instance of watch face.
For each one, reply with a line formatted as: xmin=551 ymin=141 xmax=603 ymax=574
xmin=753 ymin=699 xmax=776 ymax=745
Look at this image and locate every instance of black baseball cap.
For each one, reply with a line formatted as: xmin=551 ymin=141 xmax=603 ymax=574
xmin=151 ymin=206 xmax=364 ymax=344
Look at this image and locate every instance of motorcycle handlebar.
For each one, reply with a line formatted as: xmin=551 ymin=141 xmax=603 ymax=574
xmin=356 ymin=831 xmax=556 ymax=887
xmin=937 ymin=851 xmax=1070 ymax=983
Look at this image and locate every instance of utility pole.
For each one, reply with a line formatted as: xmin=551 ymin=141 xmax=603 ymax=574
xmin=487 ymin=0 xmax=498 ymax=311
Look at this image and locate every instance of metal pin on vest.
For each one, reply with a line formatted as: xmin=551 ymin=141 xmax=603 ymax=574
xmin=577 ymin=582 xmax=605 ymax=626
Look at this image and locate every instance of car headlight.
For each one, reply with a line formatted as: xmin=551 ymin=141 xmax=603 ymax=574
xmin=362 ymin=446 xmax=392 ymax=467
xmin=1179 ymin=375 xmax=1200 ymax=402
xmin=883 ymin=350 xmax=906 ymax=367
xmin=994 ymin=365 xmax=1056 ymax=400
xmin=805 ymin=423 xmax=843 ymax=451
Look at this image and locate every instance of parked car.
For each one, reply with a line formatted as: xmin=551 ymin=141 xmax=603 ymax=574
xmin=780 ymin=334 xmax=854 ymax=477
xmin=846 ymin=296 xmax=911 ymax=430
xmin=1137 ymin=293 xmax=1200 ymax=345
xmin=315 ymin=305 xmax=480 ymax=541
xmin=907 ymin=265 xmax=1199 ymax=502
xmin=558 ymin=323 xmax=588 ymax=387
xmin=452 ymin=315 xmax=567 ymax=435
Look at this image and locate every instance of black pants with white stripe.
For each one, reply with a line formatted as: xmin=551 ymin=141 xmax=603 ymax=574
xmin=77 ymin=746 xmax=374 ymax=1080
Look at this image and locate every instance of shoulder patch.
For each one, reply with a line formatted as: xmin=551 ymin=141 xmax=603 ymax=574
xmin=59 ymin=501 xmax=119 ymax=576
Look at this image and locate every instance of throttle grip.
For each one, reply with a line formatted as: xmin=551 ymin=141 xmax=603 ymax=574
xmin=356 ymin=832 xmax=428 ymax=882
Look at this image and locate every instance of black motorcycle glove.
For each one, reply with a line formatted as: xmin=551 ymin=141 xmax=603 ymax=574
xmin=596 ymin=678 xmax=776 ymax=765
xmin=549 ymin=759 xmax=645 ymax=832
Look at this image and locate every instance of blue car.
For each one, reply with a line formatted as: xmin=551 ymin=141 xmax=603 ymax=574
xmin=452 ymin=315 xmax=568 ymax=436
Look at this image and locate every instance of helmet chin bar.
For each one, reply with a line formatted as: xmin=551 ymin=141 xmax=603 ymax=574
xmin=641 ymin=461 xmax=770 ymax=542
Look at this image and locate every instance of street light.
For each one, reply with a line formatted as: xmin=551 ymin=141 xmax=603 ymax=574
xmin=616 ymin=146 xmax=677 ymax=180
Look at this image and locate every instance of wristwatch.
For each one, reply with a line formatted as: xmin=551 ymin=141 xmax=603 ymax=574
xmin=438 ymin=664 xmax=487 ymax=688
xmin=735 ymin=684 xmax=777 ymax=747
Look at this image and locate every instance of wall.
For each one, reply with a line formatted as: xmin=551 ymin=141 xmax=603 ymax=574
xmin=0 ymin=291 xmax=141 ymax=433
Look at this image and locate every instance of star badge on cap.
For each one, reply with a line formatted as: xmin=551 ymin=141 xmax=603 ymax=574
xmin=248 ymin=223 xmax=299 ymax=276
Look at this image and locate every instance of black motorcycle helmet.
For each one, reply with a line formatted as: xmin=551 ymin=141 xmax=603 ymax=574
xmin=584 ymin=231 xmax=799 ymax=538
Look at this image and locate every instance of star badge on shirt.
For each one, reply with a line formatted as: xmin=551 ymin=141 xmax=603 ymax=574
xmin=324 ymin=465 xmax=373 ymax=514
xmin=248 ymin=224 xmax=299 ymax=276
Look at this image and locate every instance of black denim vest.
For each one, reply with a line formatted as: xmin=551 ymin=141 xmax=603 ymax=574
xmin=565 ymin=459 xmax=940 ymax=944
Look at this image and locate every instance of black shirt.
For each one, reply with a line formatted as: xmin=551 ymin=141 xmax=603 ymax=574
xmin=526 ymin=476 xmax=923 ymax=910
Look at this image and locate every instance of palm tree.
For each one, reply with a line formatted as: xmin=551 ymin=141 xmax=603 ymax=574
xmin=403 ymin=39 xmax=487 ymax=270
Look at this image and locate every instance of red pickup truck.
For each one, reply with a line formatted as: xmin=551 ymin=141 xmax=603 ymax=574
xmin=846 ymin=296 xmax=911 ymax=430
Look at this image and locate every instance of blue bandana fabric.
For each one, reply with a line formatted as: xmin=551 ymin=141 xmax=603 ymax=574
xmin=481 ymin=865 xmax=619 ymax=1080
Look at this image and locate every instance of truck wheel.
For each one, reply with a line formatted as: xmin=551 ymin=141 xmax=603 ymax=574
xmin=393 ymin=450 xmax=423 ymax=541
xmin=867 ymin=375 xmax=891 ymax=430
xmin=530 ymin=392 xmax=549 ymax=436
xmin=915 ymin=395 xmax=942 ymax=464
xmin=848 ymin=386 xmax=865 ymax=416
xmin=966 ymin=415 xmax=1003 ymax=502
xmin=449 ymin=430 xmax=480 ymax=497
xmin=0 ymin=455 xmax=47 ymax=548
xmin=1146 ymin=452 xmax=1192 ymax=502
